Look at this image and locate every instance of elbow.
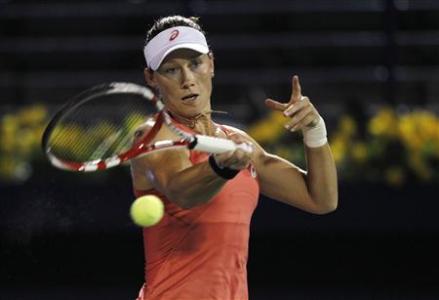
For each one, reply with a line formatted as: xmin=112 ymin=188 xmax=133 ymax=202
xmin=175 ymin=198 xmax=201 ymax=209
xmin=316 ymin=202 xmax=337 ymax=215
xmin=176 ymin=198 xmax=214 ymax=209
xmin=315 ymin=185 xmax=339 ymax=214
xmin=167 ymin=191 xmax=214 ymax=209
xmin=174 ymin=201 xmax=195 ymax=210
xmin=165 ymin=184 xmax=195 ymax=209
xmin=166 ymin=192 xmax=193 ymax=209
xmin=313 ymin=194 xmax=338 ymax=215
xmin=166 ymin=188 xmax=188 ymax=209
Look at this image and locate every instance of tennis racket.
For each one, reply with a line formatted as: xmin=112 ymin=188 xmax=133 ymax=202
xmin=42 ymin=82 xmax=251 ymax=172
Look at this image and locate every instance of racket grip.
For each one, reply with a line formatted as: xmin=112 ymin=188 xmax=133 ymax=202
xmin=192 ymin=135 xmax=252 ymax=154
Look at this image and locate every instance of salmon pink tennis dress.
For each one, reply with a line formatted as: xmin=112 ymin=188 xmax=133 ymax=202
xmin=134 ymin=123 xmax=259 ymax=300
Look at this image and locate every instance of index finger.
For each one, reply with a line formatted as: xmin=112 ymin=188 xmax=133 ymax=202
xmin=290 ymin=75 xmax=302 ymax=103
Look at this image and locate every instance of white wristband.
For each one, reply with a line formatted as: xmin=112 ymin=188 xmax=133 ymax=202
xmin=302 ymin=116 xmax=328 ymax=148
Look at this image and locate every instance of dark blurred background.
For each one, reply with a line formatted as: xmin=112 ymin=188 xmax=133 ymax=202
xmin=1 ymin=0 xmax=439 ymax=299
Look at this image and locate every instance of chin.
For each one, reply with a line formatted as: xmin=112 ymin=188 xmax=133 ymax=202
xmin=182 ymin=100 xmax=209 ymax=115
xmin=181 ymin=109 xmax=202 ymax=118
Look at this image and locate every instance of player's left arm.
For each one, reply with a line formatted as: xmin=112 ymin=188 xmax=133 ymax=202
xmin=229 ymin=128 xmax=337 ymax=215
xmin=258 ymin=140 xmax=337 ymax=215
xmin=235 ymin=75 xmax=337 ymax=214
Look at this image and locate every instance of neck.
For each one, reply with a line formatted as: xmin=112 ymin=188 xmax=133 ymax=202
xmin=169 ymin=110 xmax=217 ymax=136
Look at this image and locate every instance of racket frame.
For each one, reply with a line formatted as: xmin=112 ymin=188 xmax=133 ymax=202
xmin=42 ymin=82 xmax=242 ymax=172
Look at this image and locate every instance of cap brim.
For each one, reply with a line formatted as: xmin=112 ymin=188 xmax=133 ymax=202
xmin=151 ymin=43 xmax=209 ymax=70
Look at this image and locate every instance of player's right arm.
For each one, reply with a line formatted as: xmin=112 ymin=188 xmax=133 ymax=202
xmin=130 ymin=125 xmax=251 ymax=209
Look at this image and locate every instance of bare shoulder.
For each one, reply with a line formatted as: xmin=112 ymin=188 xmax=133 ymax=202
xmin=220 ymin=124 xmax=254 ymax=141
xmin=130 ymin=118 xmax=191 ymax=190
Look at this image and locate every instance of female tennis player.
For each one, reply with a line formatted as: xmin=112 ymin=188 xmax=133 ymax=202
xmin=132 ymin=15 xmax=338 ymax=300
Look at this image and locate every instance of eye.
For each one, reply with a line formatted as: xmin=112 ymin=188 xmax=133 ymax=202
xmin=163 ymin=67 xmax=177 ymax=74
xmin=190 ymin=58 xmax=202 ymax=68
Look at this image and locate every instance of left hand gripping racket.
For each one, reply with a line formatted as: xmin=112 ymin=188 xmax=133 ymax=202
xmin=42 ymin=82 xmax=252 ymax=172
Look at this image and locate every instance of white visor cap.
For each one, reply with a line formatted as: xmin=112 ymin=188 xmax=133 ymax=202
xmin=144 ymin=26 xmax=209 ymax=71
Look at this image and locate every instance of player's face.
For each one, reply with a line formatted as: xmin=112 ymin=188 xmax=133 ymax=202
xmin=146 ymin=49 xmax=214 ymax=118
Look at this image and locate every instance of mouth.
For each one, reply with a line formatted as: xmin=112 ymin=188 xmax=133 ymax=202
xmin=181 ymin=93 xmax=199 ymax=101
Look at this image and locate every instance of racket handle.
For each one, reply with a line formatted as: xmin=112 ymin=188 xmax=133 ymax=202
xmin=192 ymin=135 xmax=253 ymax=154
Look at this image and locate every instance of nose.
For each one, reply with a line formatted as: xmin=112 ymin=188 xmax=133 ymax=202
xmin=180 ymin=67 xmax=195 ymax=88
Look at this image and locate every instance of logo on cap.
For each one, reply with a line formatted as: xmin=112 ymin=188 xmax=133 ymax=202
xmin=169 ymin=30 xmax=179 ymax=41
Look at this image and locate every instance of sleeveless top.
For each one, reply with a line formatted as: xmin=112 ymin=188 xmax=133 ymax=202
xmin=134 ymin=122 xmax=259 ymax=300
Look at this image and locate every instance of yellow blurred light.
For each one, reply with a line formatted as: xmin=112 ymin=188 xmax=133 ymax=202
xmin=368 ymin=107 xmax=398 ymax=138
xmin=339 ymin=115 xmax=357 ymax=137
xmin=351 ymin=142 xmax=368 ymax=163
xmin=330 ymin=135 xmax=348 ymax=164
xmin=17 ymin=104 xmax=48 ymax=125
xmin=248 ymin=111 xmax=286 ymax=144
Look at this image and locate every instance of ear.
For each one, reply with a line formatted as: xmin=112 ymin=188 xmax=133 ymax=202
xmin=144 ymin=68 xmax=157 ymax=89
xmin=208 ymin=51 xmax=215 ymax=77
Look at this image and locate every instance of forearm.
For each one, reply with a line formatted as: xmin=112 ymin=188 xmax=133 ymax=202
xmin=166 ymin=161 xmax=228 ymax=209
xmin=304 ymin=143 xmax=338 ymax=213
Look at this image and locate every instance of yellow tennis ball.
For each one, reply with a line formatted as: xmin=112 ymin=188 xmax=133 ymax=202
xmin=130 ymin=195 xmax=164 ymax=227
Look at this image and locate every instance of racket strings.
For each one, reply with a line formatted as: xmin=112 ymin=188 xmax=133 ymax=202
xmin=47 ymin=94 xmax=153 ymax=162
